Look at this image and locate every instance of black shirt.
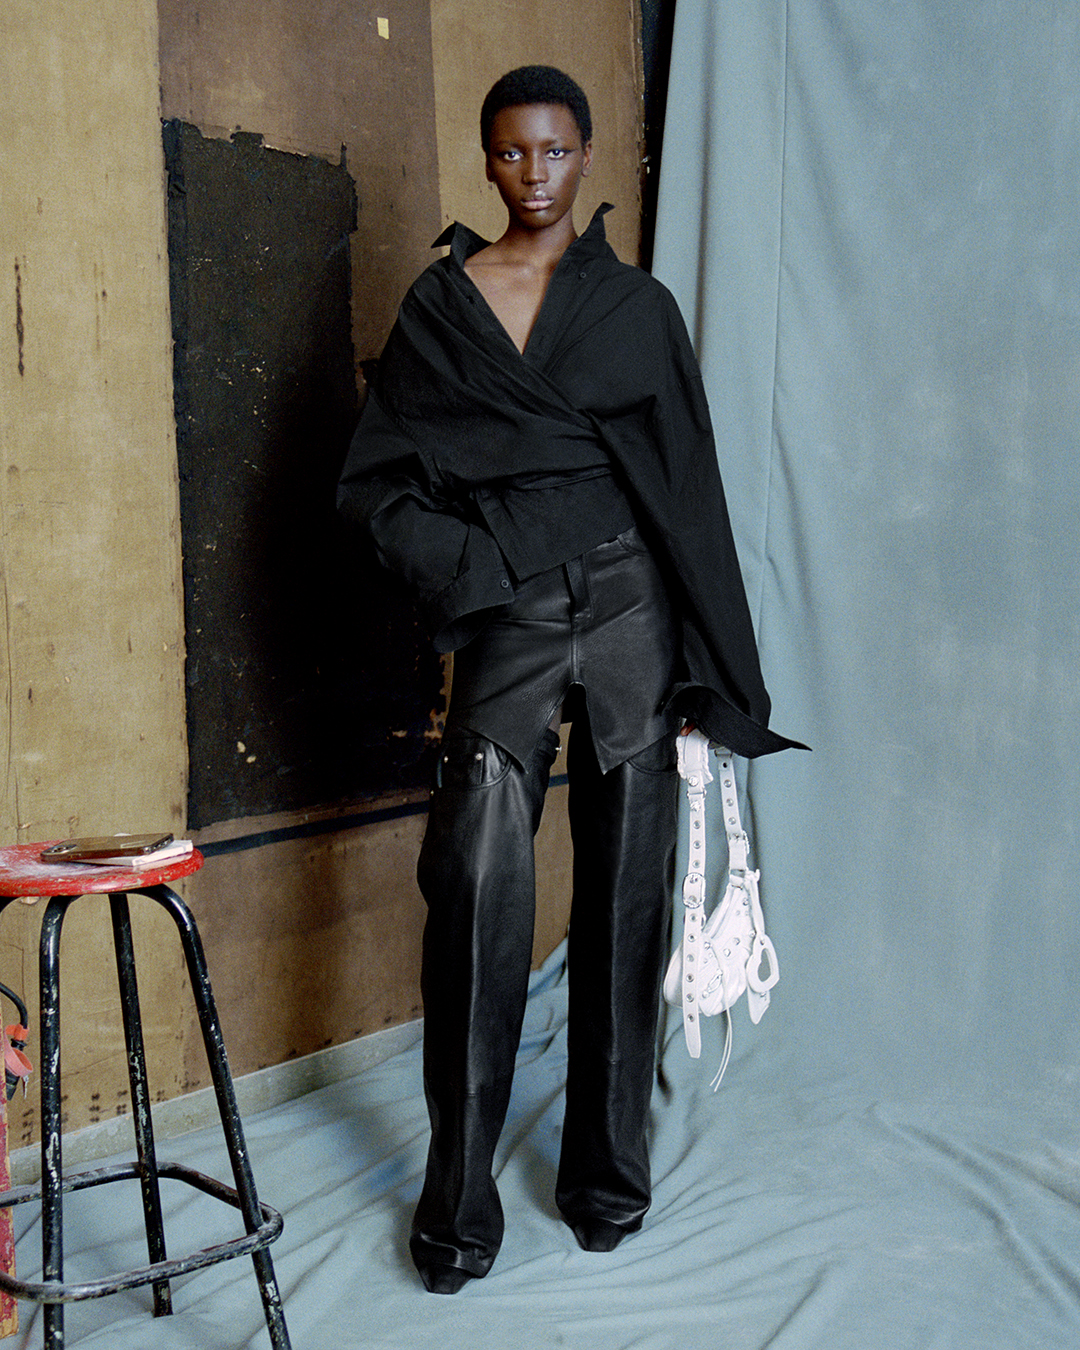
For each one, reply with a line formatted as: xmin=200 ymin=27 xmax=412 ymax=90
xmin=338 ymin=206 xmax=801 ymax=758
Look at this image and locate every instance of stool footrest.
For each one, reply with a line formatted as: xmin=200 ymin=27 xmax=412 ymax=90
xmin=0 ymin=1161 xmax=284 ymax=1304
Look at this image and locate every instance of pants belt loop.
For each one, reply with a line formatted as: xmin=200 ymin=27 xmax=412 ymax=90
xmin=564 ymin=554 xmax=592 ymax=620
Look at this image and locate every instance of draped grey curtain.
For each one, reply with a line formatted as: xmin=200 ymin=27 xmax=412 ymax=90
xmin=656 ymin=0 xmax=1080 ymax=1098
xmin=651 ymin=5 xmax=1080 ymax=1341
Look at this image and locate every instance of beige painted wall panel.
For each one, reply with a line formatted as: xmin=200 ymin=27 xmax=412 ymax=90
xmin=186 ymin=817 xmax=430 ymax=1081
xmin=1 ymin=1 xmax=187 ymax=842
xmin=430 ymin=0 xmax=644 ymax=262
xmin=1 ymin=0 xmax=188 ymax=1141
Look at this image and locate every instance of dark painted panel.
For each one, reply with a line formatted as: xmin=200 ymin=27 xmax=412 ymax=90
xmin=164 ymin=120 xmax=441 ymax=827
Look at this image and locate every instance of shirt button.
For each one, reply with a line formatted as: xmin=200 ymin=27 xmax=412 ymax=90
xmin=500 ymin=578 xmax=510 ymax=589
xmin=578 ymin=270 xmax=587 ymax=279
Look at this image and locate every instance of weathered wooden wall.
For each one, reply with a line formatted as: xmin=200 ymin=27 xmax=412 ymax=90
xmin=1 ymin=0 xmax=191 ymax=1146
xmin=1 ymin=0 xmax=644 ymax=1145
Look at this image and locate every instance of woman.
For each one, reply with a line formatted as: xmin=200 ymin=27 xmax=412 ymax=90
xmin=338 ymin=65 xmax=796 ymax=1294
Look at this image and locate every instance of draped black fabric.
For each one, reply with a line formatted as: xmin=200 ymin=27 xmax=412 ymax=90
xmin=338 ymin=206 xmax=801 ymax=758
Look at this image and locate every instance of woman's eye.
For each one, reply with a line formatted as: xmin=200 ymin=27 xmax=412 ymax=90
xmin=549 ymin=148 xmax=566 ymax=159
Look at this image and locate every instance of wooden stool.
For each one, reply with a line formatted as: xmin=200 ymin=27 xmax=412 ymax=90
xmin=0 ymin=843 xmax=290 ymax=1349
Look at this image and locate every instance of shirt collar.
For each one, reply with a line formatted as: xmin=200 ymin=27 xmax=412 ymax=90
xmin=433 ymin=202 xmax=615 ymax=267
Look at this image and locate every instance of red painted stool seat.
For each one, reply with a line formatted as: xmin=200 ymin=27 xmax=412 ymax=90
xmin=0 ymin=841 xmax=204 ymax=895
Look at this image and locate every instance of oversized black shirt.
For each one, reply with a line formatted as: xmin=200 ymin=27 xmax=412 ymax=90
xmin=338 ymin=206 xmax=799 ymax=758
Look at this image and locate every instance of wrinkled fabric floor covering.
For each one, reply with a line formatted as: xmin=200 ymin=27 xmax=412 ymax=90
xmin=12 ymin=946 xmax=1080 ymax=1349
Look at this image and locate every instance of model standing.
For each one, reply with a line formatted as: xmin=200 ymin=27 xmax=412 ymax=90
xmin=338 ymin=65 xmax=794 ymax=1293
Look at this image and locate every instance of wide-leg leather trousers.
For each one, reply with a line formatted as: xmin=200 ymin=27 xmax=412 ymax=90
xmin=410 ymin=532 xmax=680 ymax=1280
xmin=412 ymin=726 xmax=560 ymax=1279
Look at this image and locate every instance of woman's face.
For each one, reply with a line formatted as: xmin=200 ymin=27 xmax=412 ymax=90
xmin=485 ymin=102 xmax=592 ymax=233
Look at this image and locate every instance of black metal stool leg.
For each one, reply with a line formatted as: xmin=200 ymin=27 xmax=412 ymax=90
xmin=40 ymin=895 xmax=76 ymax=1350
xmin=0 ymin=876 xmax=288 ymax=1346
xmin=109 ymin=892 xmax=173 ymax=1317
xmin=145 ymin=883 xmax=291 ymax=1350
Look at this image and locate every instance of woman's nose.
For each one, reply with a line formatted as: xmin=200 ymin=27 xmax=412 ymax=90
xmin=523 ymin=152 xmax=548 ymax=183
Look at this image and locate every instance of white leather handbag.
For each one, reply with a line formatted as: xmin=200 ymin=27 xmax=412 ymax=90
xmin=663 ymin=729 xmax=779 ymax=1088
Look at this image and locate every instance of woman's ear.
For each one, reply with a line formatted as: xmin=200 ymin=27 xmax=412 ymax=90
xmin=581 ymin=141 xmax=593 ymax=177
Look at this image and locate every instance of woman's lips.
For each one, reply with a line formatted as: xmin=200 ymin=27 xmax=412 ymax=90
xmin=522 ymin=197 xmax=554 ymax=210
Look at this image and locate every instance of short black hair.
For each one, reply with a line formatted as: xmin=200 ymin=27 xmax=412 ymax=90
xmin=480 ymin=66 xmax=593 ymax=152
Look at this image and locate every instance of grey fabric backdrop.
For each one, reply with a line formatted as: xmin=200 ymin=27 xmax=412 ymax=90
xmin=649 ymin=5 xmax=1080 ymax=1340
xmin=655 ymin=0 xmax=1080 ymax=1101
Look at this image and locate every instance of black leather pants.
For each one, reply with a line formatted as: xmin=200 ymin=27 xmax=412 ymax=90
xmin=411 ymin=725 xmax=678 ymax=1278
xmin=411 ymin=726 xmax=560 ymax=1280
xmin=410 ymin=536 xmax=680 ymax=1281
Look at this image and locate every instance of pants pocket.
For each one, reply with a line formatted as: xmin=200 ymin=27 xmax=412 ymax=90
xmin=436 ymin=731 xmax=513 ymax=789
